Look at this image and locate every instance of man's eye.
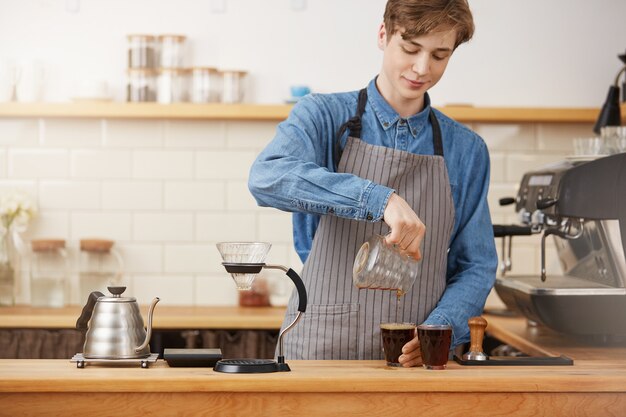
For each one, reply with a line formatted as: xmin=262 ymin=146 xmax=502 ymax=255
xmin=401 ymin=47 xmax=418 ymax=55
xmin=433 ymin=55 xmax=448 ymax=61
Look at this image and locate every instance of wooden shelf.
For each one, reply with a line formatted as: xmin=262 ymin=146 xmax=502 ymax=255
xmin=0 ymin=102 xmax=292 ymax=121
xmin=0 ymin=305 xmax=286 ymax=330
xmin=0 ymin=102 xmax=608 ymax=123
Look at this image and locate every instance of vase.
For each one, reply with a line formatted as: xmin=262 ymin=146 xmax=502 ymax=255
xmin=0 ymin=231 xmax=16 ymax=306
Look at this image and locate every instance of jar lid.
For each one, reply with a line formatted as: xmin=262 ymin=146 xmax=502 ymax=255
xmin=31 ymin=239 xmax=66 ymax=252
xmin=157 ymin=67 xmax=191 ymax=74
xmin=127 ymin=34 xmax=156 ymax=41
xmin=80 ymin=239 xmax=114 ymax=253
xmin=157 ymin=34 xmax=187 ymax=42
xmin=191 ymin=66 xmax=218 ymax=72
xmin=219 ymin=69 xmax=248 ymax=75
xmin=127 ymin=68 xmax=157 ymax=75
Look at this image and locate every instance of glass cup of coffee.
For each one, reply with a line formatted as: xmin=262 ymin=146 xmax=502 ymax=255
xmin=417 ymin=324 xmax=452 ymax=370
xmin=380 ymin=322 xmax=416 ymax=367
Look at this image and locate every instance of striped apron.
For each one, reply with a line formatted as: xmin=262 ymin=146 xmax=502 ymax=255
xmin=280 ymin=88 xmax=455 ymax=360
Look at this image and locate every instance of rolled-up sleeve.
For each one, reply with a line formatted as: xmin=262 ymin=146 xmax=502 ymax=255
xmin=248 ymin=94 xmax=394 ymax=222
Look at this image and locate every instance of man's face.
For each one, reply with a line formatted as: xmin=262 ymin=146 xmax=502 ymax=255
xmin=377 ymin=24 xmax=456 ymax=107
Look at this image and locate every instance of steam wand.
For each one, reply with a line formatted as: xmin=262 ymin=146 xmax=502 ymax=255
xmin=540 ymin=219 xmax=584 ymax=281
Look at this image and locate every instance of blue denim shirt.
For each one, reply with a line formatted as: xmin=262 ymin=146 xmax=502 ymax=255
xmin=249 ymin=78 xmax=497 ymax=347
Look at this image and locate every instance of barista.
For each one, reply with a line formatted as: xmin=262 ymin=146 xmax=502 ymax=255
xmin=248 ymin=0 xmax=497 ymax=366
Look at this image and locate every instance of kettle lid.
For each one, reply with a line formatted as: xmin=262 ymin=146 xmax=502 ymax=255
xmin=99 ymin=286 xmax=136 ymax=302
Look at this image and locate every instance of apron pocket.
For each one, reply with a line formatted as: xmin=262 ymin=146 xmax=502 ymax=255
xmin=287 ymin=303 xmax=359 ymax=360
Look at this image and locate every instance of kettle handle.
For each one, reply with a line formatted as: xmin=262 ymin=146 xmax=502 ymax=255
xmin=76 ymin=291 xmax=105 ymax=331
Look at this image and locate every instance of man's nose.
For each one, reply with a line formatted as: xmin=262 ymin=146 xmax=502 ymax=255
xmin=411 ymin=54 xmax=430 ymax=76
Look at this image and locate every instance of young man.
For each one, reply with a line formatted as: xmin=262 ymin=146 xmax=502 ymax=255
xmin=248 ymin=0 xmax=497 ymax=367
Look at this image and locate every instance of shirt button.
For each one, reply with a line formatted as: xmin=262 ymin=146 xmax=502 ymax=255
xmin=366 ymin=213 xmax=373 ymax=221
xmin=399 ymin=119 xmax=406 ymax=125
xmin=328 ymin=208 xmax=335 ymax=214
xmin=383 ymin=122 xmax=389 ymax=127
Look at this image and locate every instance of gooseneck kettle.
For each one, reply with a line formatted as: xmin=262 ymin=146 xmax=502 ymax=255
xmin=76 ymin=286 xmax=160 ymax=359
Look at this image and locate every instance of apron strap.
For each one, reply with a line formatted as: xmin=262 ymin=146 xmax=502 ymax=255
xmin=429 ymin=110 xmax=444 ymax=157
xmin=334 ymin=88 xmax=368 ymax=170
xmin=334 ymin=88 xmax=445 ymax=168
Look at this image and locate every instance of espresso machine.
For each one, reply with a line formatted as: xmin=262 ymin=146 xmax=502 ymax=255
xmin=494 ymin=153 xmax=626 ymax=337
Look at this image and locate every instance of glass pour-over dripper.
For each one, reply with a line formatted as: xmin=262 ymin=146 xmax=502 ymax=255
xmin=216 ymin=242 xmax=271 ymax=290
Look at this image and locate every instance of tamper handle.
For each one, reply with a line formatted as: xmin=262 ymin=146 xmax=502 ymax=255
xmin=463 ymin=316 xmax=488 ymax=361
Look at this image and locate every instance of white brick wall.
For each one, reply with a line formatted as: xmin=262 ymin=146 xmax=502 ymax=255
xmin=0 ymin=117 xmax=593 ymax=307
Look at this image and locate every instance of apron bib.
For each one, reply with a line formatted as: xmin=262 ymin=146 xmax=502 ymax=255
xmin=280 ymin=88 xmax=455 ymax=360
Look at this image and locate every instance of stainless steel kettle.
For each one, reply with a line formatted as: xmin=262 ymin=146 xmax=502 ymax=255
xmin=76 ymin=286 xmax=160 ymax=359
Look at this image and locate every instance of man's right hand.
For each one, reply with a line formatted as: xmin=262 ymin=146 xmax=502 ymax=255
xmin=382 ymin=193 xmax=426 ymax=261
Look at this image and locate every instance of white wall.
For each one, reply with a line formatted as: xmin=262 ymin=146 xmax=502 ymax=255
xmin=0 ymin=0 xmax=625 ymax=107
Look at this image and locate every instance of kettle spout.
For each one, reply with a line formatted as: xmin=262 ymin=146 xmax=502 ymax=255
xmin=135 ymin=297 xmax=160 ymax=353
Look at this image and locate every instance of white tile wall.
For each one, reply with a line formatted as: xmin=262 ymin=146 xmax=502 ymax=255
xmin=71 ymin=149 xmax=132 ymax=179
xmin=0 ymin=119 xmax=39 ymax=147
xmin=164 ymin=120 xmax=226 ymax=148
xmin=10 ymin=149 xmax=69 ymax=178
xmin=133 ymin=150 xmax=193 ymax=179
xmin=196 ymin=212 xmax=257 ymax=242
xmin=106 ymin=120 xmax=164 ymax=148
xmin=132 ymin=212 xmax=193 ymax=242
xmin=71 ymin=212 xmax=132 ymax=241
xmin=44 ymin=119 xmax=102 ymax=147
xmin=39 ymin=180 xmax=101 ymax=209
xmin=0 ymin=150 xmax=6 ymax=178
xmin=0 ymin=117 xmax=585 ymax=307
xmin=102 ymin=181 xmax=162 ymax=210
xmin=164 ymin=181 xmax=224 ymax=211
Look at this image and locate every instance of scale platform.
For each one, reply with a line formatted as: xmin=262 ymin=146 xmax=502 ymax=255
xmin=70 ymin=353 xmax=159 ymax=368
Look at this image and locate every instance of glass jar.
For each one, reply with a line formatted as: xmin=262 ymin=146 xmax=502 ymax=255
xmin=352 ymin=234 xmax=419 ymax=296
xmin=127 ymin=68 xmax=156 ymax=102
xmin=0 ymin=231 xmax=18 ymax=306
xmin=158 ymin=34 xmax=186 ymax=68
xmin=78 ymin=239 xmax=123 ymax=304
xmin=29 ymin=239 xmax=69 ymax=308
xmin=157 ymin=67 xmax=189 ymax=104
xmin=220 ymin=69 xmax=247 ymax=103
xmin=191 ymin=67 xmax=220 ymax=103
xmin=127 ymin=34 xmax=156 ymax=68
xmin=600 ymin=126 xmax=626 ymax=155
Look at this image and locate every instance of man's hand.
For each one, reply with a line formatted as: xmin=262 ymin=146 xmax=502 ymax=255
xmin=382 ymin=193 xmax=426 ymax=261
xmin=398 ymin=336 xmax=422 ymax=367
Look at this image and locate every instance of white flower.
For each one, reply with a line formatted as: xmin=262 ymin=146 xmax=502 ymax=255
xmin=0 ymin=190 xmax=37 ymax=232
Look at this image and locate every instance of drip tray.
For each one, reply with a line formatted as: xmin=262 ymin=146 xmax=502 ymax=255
xmin=453 ymin=354 xmax=573 ymax=366
xmin=70 ymin=353 xmax=159 ymax=368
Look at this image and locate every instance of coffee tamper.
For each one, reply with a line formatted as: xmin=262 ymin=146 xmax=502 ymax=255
xmin=462 ymin=316 xmax=488 ymax=361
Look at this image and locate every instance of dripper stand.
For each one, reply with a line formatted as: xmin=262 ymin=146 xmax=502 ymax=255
xmin=215 ymin=242 xmax=308 ymax=373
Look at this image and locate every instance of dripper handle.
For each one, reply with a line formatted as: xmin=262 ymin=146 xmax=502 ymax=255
xmin=76 ymin=291 xmax=105 ymax=331
xmin=286 ymin=268 xmax=307 ymax=313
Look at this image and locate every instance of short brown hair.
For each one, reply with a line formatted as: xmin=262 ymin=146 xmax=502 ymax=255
xmin=383 ymin=0 xmax=475 ymax=48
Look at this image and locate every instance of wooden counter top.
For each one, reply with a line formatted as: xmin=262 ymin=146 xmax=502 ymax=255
xmin=0 ymin=359 xmax=624 ymax=416
xmin=1 ymin=358 xmax=625 ymax=394
xmin=0 ymin=305 xmax=286 ymax=330
xmin=1 ymin=312 xmax=625 ymax=415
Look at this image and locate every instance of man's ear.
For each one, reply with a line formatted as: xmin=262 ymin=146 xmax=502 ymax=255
xmin=377 ymin=23 xmax=387 ymax=51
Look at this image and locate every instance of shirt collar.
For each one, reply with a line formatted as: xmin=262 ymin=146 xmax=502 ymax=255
xmin=366 ymin=78 xmax=432 ymax=137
